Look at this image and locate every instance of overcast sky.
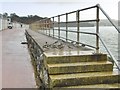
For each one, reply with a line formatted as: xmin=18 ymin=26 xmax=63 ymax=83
xmin=0 ymin=0 xmax=119 ymax=20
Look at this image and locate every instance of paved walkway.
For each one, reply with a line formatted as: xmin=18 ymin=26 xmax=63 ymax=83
xmin=0 ymin=30 xmax=2 ymax=89
xmin=1 ymin=28 xmax=36 ymax=88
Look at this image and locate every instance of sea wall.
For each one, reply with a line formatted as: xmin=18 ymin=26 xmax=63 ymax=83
xmin=25 ymin=30 xmax=48 ymax=88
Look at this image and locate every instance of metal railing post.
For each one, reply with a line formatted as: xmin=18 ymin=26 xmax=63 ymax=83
xmin=40 ymin=21 xmax=41 ymax=30
xmin=43 ymin=20 xmax=45 ymax=34
xmin=52 ymin=17 xmax=54 ymax=37
xmin=97 ymin=4 xmax=120 ymax=33
xmin=42 ymin=21 xmax=44 ymax=33
xmin=76 ymin=10 xmax=80 ymax=44
xmin=41 ymin=21 xmax=43 ymax=30
xmin=66 ymin=13 xmax=68 ymax=41
xmin=44 ymin=20 xmax=45 ymax=33
xmin=41 ymin=20 xmax=44 ymax=33
xmin=49 ymin=18 xmax=50 ymax=36
xmin=45 ymin=20 xmax=47 ymax=35
xmin=96 ymin=6 xmax=100 ymax=53
xmin=58 ymin=15 xmax=60 ymax=39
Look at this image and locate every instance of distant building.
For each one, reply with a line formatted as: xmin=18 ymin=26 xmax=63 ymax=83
xmin=7 ymin=17 xmax=13 ymax=29
xmin=0 ymin=14 xmax=2 ymax=30
xmin=0 ymin=14 xmax=8 ymax=30
xmin=0 ymin=14 xmax=29 ymax=30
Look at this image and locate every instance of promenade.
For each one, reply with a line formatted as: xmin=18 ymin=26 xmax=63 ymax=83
xmin=1 ymin=28 xmax=36 ymax=88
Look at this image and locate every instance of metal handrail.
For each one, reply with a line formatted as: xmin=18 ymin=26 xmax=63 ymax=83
xmin=96 ymin=4 xmax=120 ymax=70
xmin=34 ymin=4 xmax=120 ymax=70
xmin=51 ymin=5 xmax=97 ymax=18
xmin=47 ymin=5 xmax=98 ymax=51
xmin=98 ymin=34 xmax=120 ymax=71
xmin=97 ymin=4 xmax=120 ymax=33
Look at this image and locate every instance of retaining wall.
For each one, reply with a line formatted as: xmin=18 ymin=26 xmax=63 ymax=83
xmin=25 ymin=30 xmax=48 ymax=88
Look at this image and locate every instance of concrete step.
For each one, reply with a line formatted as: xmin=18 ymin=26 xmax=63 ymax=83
xmin=45 ymin=54 xmax=107 ymax=64
xmin=47 ymin=61 xmax=113 ymax=74
xmin=53 ymin=83 xmax=120 ymax=89
xmin=49 ymin=71 xmax=120 ymax=87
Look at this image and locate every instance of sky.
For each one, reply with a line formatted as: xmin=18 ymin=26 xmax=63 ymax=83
xmin=0 ymin=0 xmax=119 ymax=20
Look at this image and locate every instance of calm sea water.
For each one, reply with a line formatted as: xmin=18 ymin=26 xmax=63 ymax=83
xmin=41 ymin=26 xmax=119 ymax=61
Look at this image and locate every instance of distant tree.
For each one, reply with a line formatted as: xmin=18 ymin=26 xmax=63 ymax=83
xmin=28 ymin=15 xmax=33 ymax=18
xmin=10 ymin=13 xmax=16 ymax=17
xmin=9 ymin=13 xmax=44 ymax=24
xmin=3 ymin=12 xmax=8 ymax=18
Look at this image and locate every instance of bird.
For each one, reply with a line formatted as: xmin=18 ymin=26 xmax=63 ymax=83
xmin=45 ymin=42 xmax=48 ymax=44
xmin=43 ymin=42 xmax=49 ymax=48
xmin=81 ymin=44 xmax=86 ymax=47
xmin=50 ymin=44 xmax=57 ymax=48
xmin=67 ymin=45 xmax=73 ymax=49
xmin=71 ymin=41 xmax=75 ymax=44
xmin=57 ymin=43 xmax=64 ymax=49
xmin=21 ymin=41 xmax=28 ymax=44
xmin=53 ymin=41 xmax=58 ymax=44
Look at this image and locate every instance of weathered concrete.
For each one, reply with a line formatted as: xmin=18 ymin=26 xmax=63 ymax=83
xmin=2 ymin=29 xmax=36 ymax=88
xmin=47 ymin=61 xmax=113 ymax=74
xmin=25 ymin=29 xmax=97 ymax=88
xmin=45 ymin=54 xmax=107 ymax=64
xmin=0 ymin=28 xmax=2 ymax=90
xmin=53 ymin=83 xmax=120 ymax=89
xmin=25 ymin=29 xmax=120 ymax=89
xmin=50 ymin=71 xmax=120 ymax=87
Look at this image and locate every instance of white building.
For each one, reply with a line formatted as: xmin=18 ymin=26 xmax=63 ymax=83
xmin=0 ymin=14 xmax=2 ymax=31
xmin=7 ymin=17 xmax=13 ymax=29
xmin=0 ymin=14 xmax=8 ymax=31
xmin=0 ymin=14 xmax=29 ymax=30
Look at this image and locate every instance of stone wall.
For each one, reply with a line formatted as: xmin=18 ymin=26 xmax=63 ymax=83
xmin=25 ymin=30 xmax=49 ymax=88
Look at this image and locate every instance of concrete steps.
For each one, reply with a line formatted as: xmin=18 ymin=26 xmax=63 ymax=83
xmin=67 ymin=83 xmax=120 ymax=88
xmin=43 ymin=54 xmax=120 ymax=88
xmin=49 ymin=71 xmax=120 ymax=87
xmin=47 ymin=61 xmax=113 ymax=74
xmin=53 ymin=83 xmax=120 ymax=89
xmin=45 ymin=54 xmax=107 ymax=64
xmin=26 ymin=29 xmax=119 ymax=89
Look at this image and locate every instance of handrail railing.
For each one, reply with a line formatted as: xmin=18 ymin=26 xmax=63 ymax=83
xmin=96 ymin=4 xmax=120 ymax=70
xmin=32 ymin=4 xmax=120 ymax=71
xmin=98 ymin=34 xmax=120 ymax=71
xmin=97 ymin=4 xmax=120 ymax=33
xmin=38 ymin=5 xmax=99 ymax=52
